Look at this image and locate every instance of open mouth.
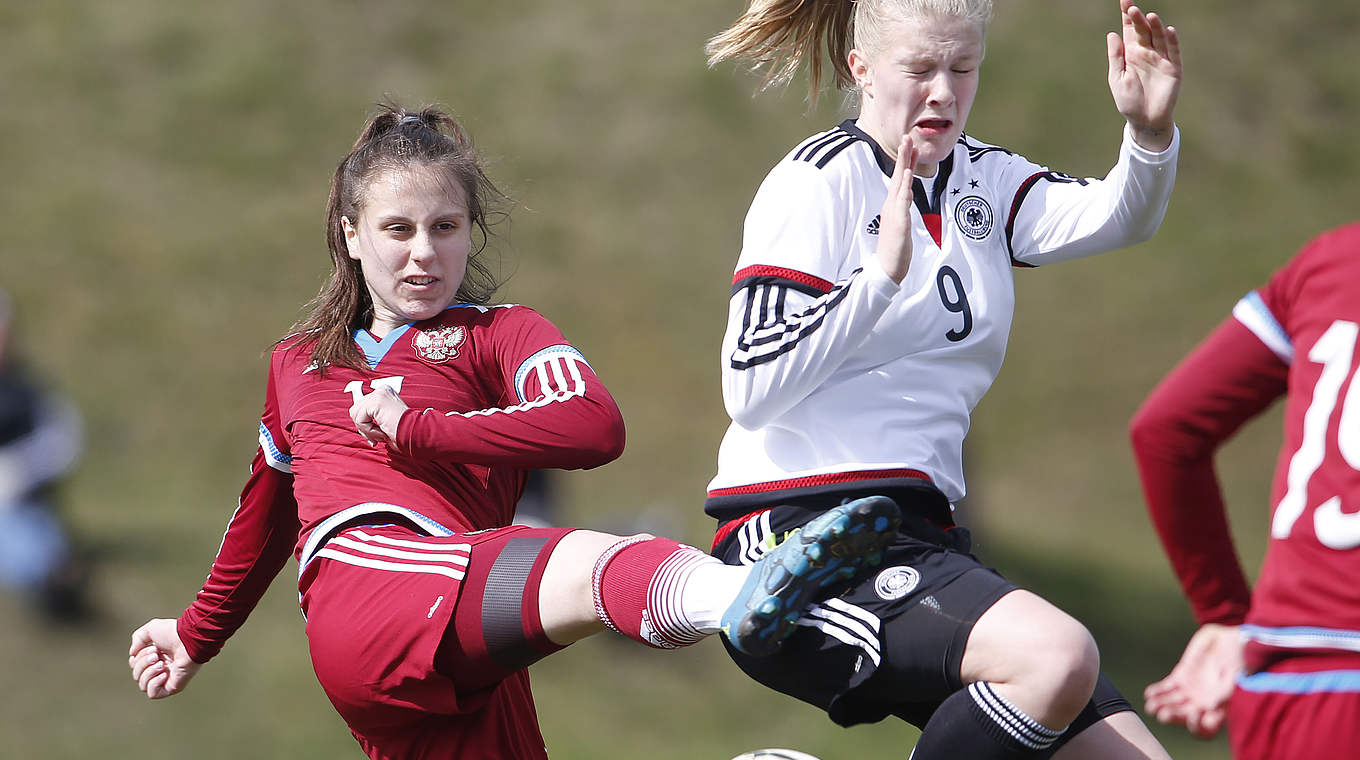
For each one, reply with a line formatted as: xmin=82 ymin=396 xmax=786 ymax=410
xmin=916 ymin=118 xmax=952 ymax=133
xmin=404 ymin=276 xmax=439 ymax=286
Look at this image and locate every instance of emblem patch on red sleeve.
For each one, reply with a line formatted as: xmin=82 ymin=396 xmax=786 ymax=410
xmin=413 ymin=325 xmax=466 ymax=364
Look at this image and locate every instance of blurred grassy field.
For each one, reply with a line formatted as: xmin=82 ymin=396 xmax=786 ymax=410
xmin=3 ymin=0 xmax=1359 ymax=757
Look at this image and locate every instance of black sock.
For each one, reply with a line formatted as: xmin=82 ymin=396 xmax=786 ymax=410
xmin=910 ymin=682 xmax=1065 ymax=760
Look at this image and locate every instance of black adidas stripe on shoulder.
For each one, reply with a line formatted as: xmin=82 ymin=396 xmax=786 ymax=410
xmin=792 ymin=128 xmax=858 ymax=169
xmin=960 ymin=135 xmax=1014 ymax=163
xmin=1004 ymin=170 xmax=1091 ymax=267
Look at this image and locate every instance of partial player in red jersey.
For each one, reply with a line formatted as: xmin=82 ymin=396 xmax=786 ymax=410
xmin=126 ymin=103 xmax=901 ymax=760
xmin=1131 ymin=222 xmax=1360 ymax=759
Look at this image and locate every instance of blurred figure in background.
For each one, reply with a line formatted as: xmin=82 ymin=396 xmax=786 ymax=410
xmin=1131 ymin=222 xmax=1360 ymax=759
xmin=0 ymin=287 xmax=88 ymax=622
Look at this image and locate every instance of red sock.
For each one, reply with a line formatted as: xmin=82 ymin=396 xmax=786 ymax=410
xmin=591 ymin=536 xmax=712 ymax=649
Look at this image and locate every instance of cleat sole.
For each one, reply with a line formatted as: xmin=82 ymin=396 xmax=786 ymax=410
xmin=721 ymin=496 xmax=901 ymax=656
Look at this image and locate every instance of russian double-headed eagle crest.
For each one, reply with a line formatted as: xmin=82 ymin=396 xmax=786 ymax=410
xmin=413 ymin=325 xmax=466 ymax=364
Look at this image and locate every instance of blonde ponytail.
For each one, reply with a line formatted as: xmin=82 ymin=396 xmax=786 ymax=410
xmin=705 ymin=0 xmax=855 ymax=103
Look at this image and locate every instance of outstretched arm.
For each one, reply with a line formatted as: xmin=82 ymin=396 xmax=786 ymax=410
xmin=1107 ymin=0 xmax=1182 ymax=151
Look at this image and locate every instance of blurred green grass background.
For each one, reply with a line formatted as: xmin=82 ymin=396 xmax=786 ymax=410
xmin=3 ymin=0 xmax=1358 ymax=757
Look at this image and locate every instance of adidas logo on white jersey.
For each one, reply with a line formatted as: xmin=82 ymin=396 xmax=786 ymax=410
xmin=866 ymin=215 xmax=880 ymax=235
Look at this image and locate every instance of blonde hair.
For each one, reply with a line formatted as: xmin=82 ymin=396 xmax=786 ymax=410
xmin=706 ymin=0 xmax=993 ymax=102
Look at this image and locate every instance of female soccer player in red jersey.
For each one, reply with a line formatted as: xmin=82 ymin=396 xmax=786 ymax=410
xmin=1133 ymin=222 xmax=1360 ymax=759
xmin=126 ymin=103 xmax=900 ymax=760
xmin=704 ymin=1 xmax=1180 ymax=758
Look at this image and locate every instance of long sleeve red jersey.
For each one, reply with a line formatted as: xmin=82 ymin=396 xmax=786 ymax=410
xmin=178 ymin=304 xmax=625 ymax=662
xmin=1131 ymin=223 xmax=1360 ymax=660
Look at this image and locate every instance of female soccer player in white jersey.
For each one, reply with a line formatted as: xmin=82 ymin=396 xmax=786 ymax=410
xmin=705 ymin=1 xmax=1180 ymax=758
xmin=125 ymin=103 xmax=901 ymax=760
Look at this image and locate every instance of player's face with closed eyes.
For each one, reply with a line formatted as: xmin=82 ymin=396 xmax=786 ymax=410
xmin=852 ymin=14 xmax=983 ymax=177
xmin=343 ymin=166 xmax=472 ymax=336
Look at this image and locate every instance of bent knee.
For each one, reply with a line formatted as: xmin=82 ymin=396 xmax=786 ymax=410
xmin=1004 ymin=614 xmax=1098 ymax=697
xmin=966 ymin=592 xmax=1100 ymax=719
xmin=1042 ymin=617 xmax=1100 ymax=699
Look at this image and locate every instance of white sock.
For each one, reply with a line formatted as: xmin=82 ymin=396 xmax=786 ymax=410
xmin=674 ymin=554 xmax=749 ymax=634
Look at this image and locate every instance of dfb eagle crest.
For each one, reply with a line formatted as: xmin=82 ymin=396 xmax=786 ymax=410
xmin=954 ymin=196 xmax=993 ymax=240
xmin=413 ymin=325 xmax=466 ymax=364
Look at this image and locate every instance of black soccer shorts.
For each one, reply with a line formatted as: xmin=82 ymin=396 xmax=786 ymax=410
xmin=711 ymin=485 xmax=1131 ymax=744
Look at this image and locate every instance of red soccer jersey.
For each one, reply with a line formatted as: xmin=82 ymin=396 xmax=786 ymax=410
xmin=178 ymin=304 xmax=625 ymax=662
xmin=1133 ymin=222 xmax=1360 ymax=652
xmin=1246 ymin=224 xmax=1360 ymax=638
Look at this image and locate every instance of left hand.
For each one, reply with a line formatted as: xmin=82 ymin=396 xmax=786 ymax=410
xmin=1107 ymin=0 xmax=1181 ymax=151
xmin=1144 ymin=623 xmax=1243 ymax=739
xmin=350 ymin=385 xmax=409 ymax=448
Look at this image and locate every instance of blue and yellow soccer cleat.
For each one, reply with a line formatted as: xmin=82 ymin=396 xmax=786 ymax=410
xmin=721 ymin=496 xmax=901 ymax=657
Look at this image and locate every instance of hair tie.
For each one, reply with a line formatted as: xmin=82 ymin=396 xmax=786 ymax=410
xmin=398 ymin=114 xmax=423 ymax=127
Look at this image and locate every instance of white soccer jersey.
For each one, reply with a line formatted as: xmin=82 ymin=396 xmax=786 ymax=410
xmin=706 ymin=120 xmax=1179 ymax=517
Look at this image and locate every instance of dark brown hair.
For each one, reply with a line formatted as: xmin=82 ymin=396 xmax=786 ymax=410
xmin=285 ymin=102 xmax=506 ymax=371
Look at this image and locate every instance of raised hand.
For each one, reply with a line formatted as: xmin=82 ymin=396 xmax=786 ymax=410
xmin=1144 ymin=623 xmax=1242 ymax=739
xmin=1107 ymin=0 xmax=1181 ymax=151
xmin=875 ymin=135 xmax=919 ymax=284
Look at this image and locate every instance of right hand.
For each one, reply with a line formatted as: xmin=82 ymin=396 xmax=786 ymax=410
xmin=350 ymin=385 xmax=409 ymax=449
xmin=875 ymin=135 xmax=918 ymax=284
xmin=129 ymin=618 xmax=202 ymax=699
xmin=1143 ymin=623 xmax=1243 ymax=738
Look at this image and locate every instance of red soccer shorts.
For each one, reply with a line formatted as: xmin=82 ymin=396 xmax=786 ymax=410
xmin=299 ymin=523 xmax=575 ymax=759
xmin=1230 ymin=661 xmax=1360 ymax=760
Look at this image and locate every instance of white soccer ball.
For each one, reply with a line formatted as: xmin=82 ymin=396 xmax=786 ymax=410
xmin=730 ymin=750 xmax=823 ymax=760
